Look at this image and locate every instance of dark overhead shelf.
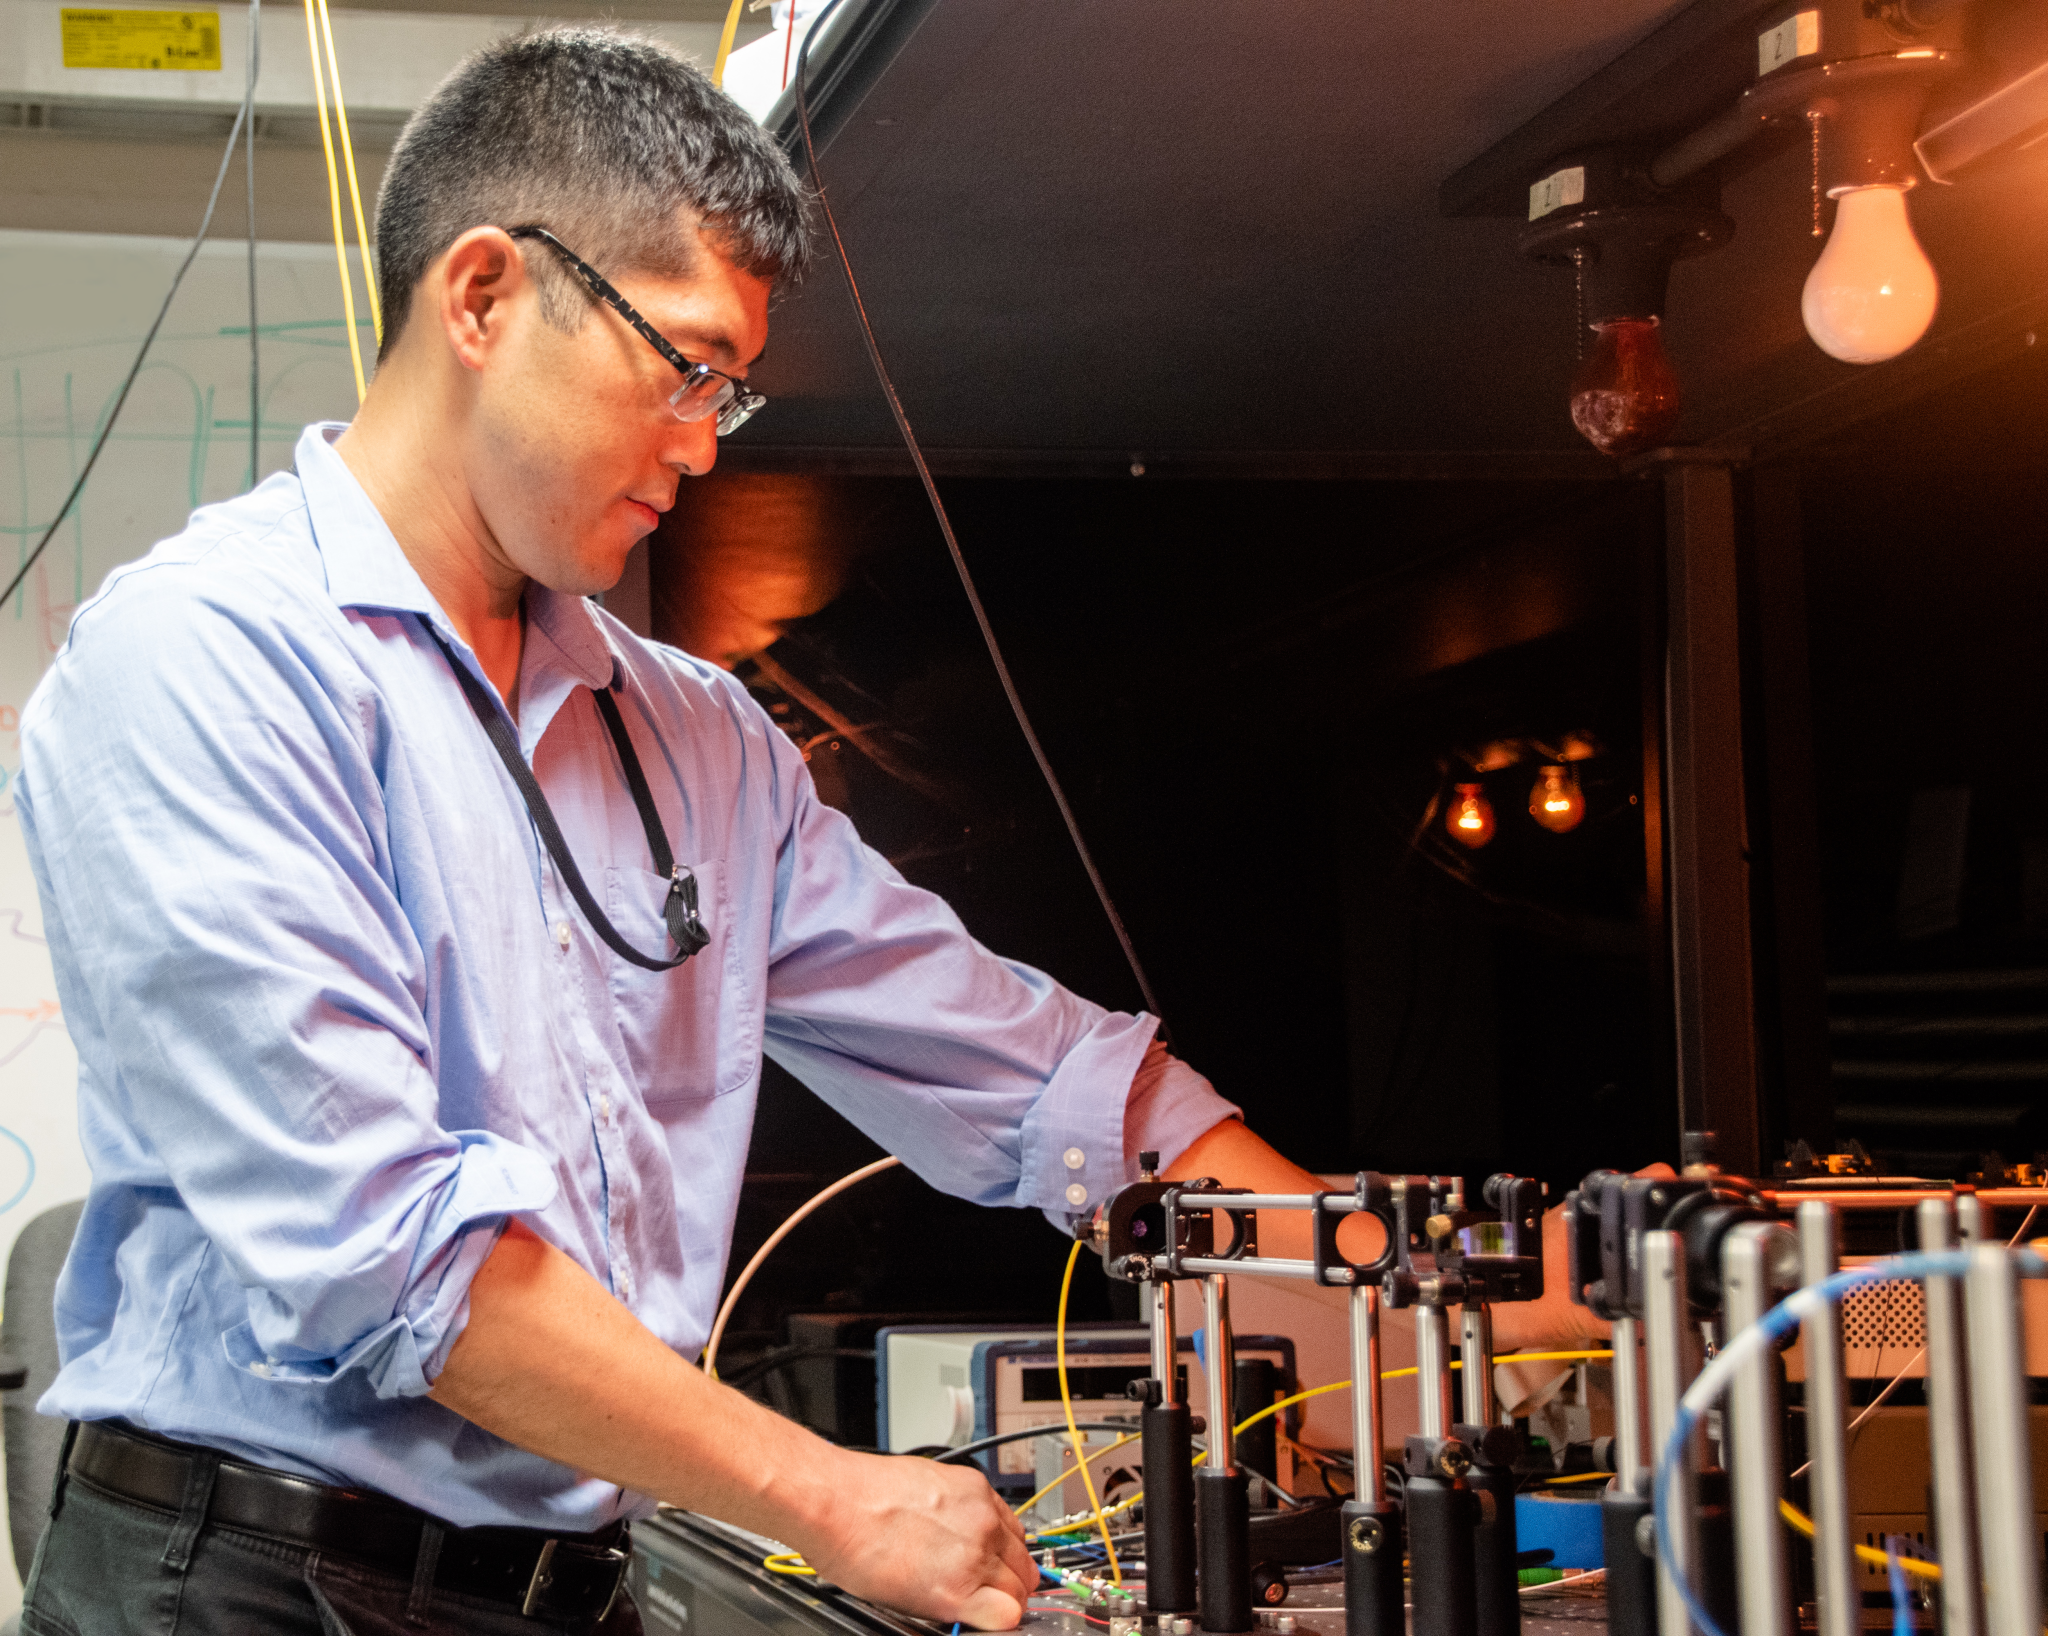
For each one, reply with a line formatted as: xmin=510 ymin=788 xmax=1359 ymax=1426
xmin=733 ymin=0 xmax=2048 ymax=468
xmin=1440 ymin=0 xmax=1779 ymax=217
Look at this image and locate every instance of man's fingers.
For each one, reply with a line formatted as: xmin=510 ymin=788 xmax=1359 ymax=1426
xmin=997 ymin=1526 xmax=1041 ymax=1597
xmin=956 ymin=1587 xmax=1024 ymax=1632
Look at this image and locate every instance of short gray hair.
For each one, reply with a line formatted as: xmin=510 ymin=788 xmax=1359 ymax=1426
xmin=373 ymin=26 xmax=811 ymax=358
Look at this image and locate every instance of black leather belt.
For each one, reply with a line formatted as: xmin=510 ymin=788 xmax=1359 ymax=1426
xmin=67 ymin=1420 xmax=630 ymax=1621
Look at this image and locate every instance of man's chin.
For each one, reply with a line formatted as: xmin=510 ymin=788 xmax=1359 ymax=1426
xmin=530 ymin=542 xmax=635 ymax=600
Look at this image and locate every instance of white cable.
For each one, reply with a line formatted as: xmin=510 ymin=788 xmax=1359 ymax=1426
xmin=1785 ymin=1203 xmax=2040 ymax=1481
xmin=702 ymin=1155 xmax=901 ymax=1380
xmin=1653 ymin=1246 xmax=2047 ymax=1636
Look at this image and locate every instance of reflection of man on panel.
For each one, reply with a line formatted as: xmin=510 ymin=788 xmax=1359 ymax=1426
xmin=17 ymin=29 xmax=1595 ymax=1636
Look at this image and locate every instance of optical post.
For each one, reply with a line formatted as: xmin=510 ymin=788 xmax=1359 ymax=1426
xmin=1565 ymin=1136 xmax=2048 ymax=1636
xmin=1378 ymin=1174 xmax=1545 ymax=1636
xmin=1096 ymin=1168 xmax=1545 ymax=1636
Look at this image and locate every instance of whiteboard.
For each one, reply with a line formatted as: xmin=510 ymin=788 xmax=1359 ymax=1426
xmin=0 ymin=227 xmax=367 ymax=1279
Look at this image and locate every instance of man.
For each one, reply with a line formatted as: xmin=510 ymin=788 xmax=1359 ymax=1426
xmin=15 ymin=28 xmax=1598 ymax=1636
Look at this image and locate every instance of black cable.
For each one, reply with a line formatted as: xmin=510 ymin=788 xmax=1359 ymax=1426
xmin=792 ymin=2 xmax=1165 ymax=1027
xmin=245 ymin=0 xmax=261 ymax=489
xmin=920 ymin=1420 xmax=1136 ymax=1465
xmin=718 ymin=1343 xmax=876 ymax=1391
xmin=0 ymin=40 xmax=258 ymax=614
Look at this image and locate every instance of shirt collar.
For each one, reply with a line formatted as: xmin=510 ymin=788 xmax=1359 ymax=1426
xmin=297 ymin=423 xmax=445 ymax=623
xmin=296 ymin=422 xmax=620 ymax=694
xmin=527 ymin=584 xmax=621 ymax=693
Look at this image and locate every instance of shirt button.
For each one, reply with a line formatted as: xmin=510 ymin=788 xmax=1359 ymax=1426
xmin=555 ymin=922 xmax=571 ymax=951
xmin=598 ymin=1094 xmax=612 ymax=1123
xmin=1063 ymin=1147 xmax=1086 ymax=1170
xmin=1065 ymin=1182 xmax=1088 ymax=1208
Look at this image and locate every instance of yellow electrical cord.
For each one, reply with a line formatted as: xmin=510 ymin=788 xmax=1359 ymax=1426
xmin=1057 ymin=1239 xmax=1123 ymax=1583
xmin=711 ymin=0 xmax=745 ymax=86
xmin=312 ymin=0 xmax=379 ymax=344
xmin=1011 ymin=1433 xmax=1140 ymax=1519
xmin=763 ymin=1551 xmax=816 ymax=1576
xmin=302 ymin=0 xmax=365 ymax=400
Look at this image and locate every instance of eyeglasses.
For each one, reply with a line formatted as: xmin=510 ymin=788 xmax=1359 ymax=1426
xmin=508 ymin=226 xmax=766 ymax=436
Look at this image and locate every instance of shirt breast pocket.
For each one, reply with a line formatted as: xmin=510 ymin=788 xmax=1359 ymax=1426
xmin=604 ymin=860 xmax=758 ymax=1105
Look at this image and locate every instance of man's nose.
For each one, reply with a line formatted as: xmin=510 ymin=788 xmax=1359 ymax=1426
xmin=667 ymin=413 xmax=719 ymax=478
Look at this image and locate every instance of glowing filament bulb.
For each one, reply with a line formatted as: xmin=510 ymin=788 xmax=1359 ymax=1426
xmin=1529 ymin=764 xmax=1586 ymax=834
xmin=1448 ymin=783 xmax=1496 ymax=849
xmin=1569 ymin=317 xmax=1682 ymax=458
xmin=1801 ymin=185 xmax=1939 ymax=365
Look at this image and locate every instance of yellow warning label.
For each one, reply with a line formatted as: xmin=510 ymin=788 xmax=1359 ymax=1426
xmin=61 ymin=9 xmax=221 ymax=71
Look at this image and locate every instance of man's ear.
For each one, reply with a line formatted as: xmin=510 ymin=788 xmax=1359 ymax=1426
xmin=434 ymin=227 xmax=527 ymax=374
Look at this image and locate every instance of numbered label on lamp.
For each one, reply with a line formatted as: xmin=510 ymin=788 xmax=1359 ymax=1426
xmin=1757 ymin=9 xmax=1820 ymax=77
xmin=1528 ymin=166 xmax=1586 ymax=223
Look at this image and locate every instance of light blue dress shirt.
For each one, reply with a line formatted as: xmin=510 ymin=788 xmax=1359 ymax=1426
xmin=16 ymin=423 xmax=1236 ymax=1531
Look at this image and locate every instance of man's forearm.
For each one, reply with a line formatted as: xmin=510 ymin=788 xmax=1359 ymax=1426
xmin=429 ymin=1221 xmax=842 ymax=1537
xmin=430 ymin=1221 xmax=1040 ymax=1630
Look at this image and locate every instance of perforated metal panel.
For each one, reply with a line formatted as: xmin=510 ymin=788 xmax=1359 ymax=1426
xmin=1842 ymin=1279 xmax=1926 ymax=1355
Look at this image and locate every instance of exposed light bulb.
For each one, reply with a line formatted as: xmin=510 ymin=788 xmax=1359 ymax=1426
xmin=1569 ymin=317 xmax=1681 ymax=458
xmin=1448 ymin=783 xmax=1496 ymax=849
xmin=1529 ymin=764 xmax=1586 ymax=834
xmin=1801 ymin=185 xmax=1939 ymax=364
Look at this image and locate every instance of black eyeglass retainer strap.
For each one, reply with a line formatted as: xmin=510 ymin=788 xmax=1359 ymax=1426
xmin=433 ymin=633 xmax=708 ymax=972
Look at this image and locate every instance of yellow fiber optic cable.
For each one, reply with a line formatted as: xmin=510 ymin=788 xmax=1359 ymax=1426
xmin=312 ymin=0 xmax=379 ymax=343
xmin=1052 ymin=1349 xmax=1619 ymax=1532
xmin=1012 ymin=1432 xmax=1140 ymax=1519
xmin=302 ymin=0 xmax=364 ymax=400
xmin=1778 ymin=1498 xmax=1942 ymax=1582
xmin=1056 ymin=1239 xmax=1123 ymax=1583
xmin=1227 ymin=1350 xmax=1617 ymax=1439
xmin=711 ymin=0 xmax=744 ymax=87
xmin=1027 ymin=1479 xmax=1148 ymax=1543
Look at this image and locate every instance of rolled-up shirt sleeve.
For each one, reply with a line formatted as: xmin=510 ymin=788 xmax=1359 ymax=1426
xmin=758 ymin=732 xmax=1236 ymax=1224
xmin=19 ymin=565 xmax=555 ymax=1398
xmin=1123 ymin=1039 xmax=1240 ymax=1173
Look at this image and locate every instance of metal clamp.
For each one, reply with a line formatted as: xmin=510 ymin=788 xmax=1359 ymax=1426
xmin=1310 ymin=1181 xmax=1398 ymax=1288
xmin=1159 ymin=1183 xmax=1256 ymax=1277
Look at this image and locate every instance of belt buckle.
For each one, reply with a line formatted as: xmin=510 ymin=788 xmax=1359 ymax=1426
xmin=522 ymin=1538 xmax=558 ymax=1618
xmin=521 ymin=1537 xmax=631 ymax=1622
xmin=596 ymin=1545 xmax=630 ymax=1622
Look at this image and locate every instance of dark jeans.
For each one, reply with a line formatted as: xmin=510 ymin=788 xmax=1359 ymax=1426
xmin=21 ymin=1465 xmax=642 ymax=1636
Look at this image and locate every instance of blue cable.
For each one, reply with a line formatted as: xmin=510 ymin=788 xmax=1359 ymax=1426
xmin=1884 ymin=1538 xmax=1912 ymax=1636
xmin=1651 ymin=1248 xmax=2041 ymax=1636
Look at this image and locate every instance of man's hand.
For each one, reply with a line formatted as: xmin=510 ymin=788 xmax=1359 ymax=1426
xmin=430 ymin=1222 xmax=1040 ymax=1630
xmin=792 ymin=1450 xmax=1040 ymax=1628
